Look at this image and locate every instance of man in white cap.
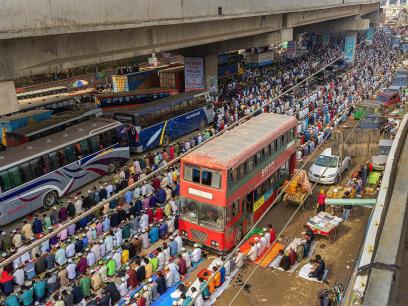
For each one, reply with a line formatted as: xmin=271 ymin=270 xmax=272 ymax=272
xmin=173 ymin=232 xmax=183 ymax=252
xmin=12 ymin=229 xmax=22 ymax=248
xmin=156 ymin=247 xmax=166 ymax=271
xmin=140 ymin=229 xmax=150 ymax=250
xmin=118 ymin=276 xmax=128 ymax=297
xmin=74 ymin=196 xmax=83 ymax=214
xmin=66 ymin=258 xmax=76 ymax=280
xmin=263 ymin=228 xmax=271 ymax=248
xmin=168 ymin=259 xmax=180 ymax=283
xmin=254 ymin=237 xmax=262 ymax=257
xmin=139 ymin=211 xmax=149 ymax=232
xmin=149 ymin=278 xmax=159 ymax=300
xmin=247 ymin=241 xmax=258 ymax=262
xmin=86 ymin=248 xmax=96 ymax=267
xmin=114 ymin=229 xmax=123 ymax=247
xmin=259 ymin=233 xmax=268 ymax=254
xmin=91 ymin=243 xmax=101 ymax=261
xmin=142 ymin=285 xmax=152 ymax=305
xmin=191 ymin=244 xmax=202 ymax=264
xmin=181 ymin=247 xmax=191 ymax=269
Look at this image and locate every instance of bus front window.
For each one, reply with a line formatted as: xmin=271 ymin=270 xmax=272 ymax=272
xmin=180 ymin=197 xmax=225 ymax=231
xmin=199 ymin=203 xmax=224 ymax=231
xmin=180 ymin=197 xmax=199 ymax=224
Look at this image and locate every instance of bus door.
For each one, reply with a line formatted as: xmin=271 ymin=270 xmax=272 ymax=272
xmin=243 ymin=192 xmax=254 ymax=230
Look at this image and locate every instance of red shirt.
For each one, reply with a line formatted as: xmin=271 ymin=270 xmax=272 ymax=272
xmin=269 ymin=228 xmax=276 ymax=244
xmin=137 ymin=296 xmax=146 ymax=306
xmin=318 ymin=194 xmax=326 ymax=206
xmin=154 ymin=208 xmax=164 ymax=222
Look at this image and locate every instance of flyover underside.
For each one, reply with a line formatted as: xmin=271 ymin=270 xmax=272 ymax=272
xmin=0 ymin=3 xmax=378 ymax=80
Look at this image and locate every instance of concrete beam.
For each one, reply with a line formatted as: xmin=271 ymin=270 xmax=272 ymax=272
xmin=0 ymin=15 xmax=282 ymax=80
xmin=178 ymin=29 xmax=293 ymax=57
xmin=294 ymin=16 xmax=369 ymax=35
xmin=0 ymin=0 xmax=380 ymax=39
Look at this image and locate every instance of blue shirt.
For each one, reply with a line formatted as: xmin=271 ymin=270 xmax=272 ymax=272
xmin=169 ymin=241 xmax=178 ymax=257
xmin=148 ymin=227 xmax=159 ymax=244
xmin=159 ymin=223 xmax=168 ymax=239
xmin=20 ymin=289 xmax=33 ymax=306
xmin=156 ymin=189 xmax=166 ymax=203
xmin=124 ymin=191 xmax=133 ymax=204
xmin=33 ymin=280 xmax=47 ymax=298
xmin=5 ymin=295 xmax=20 ymax=306
xmin=102 ymin=217 xmax=110 ymax=232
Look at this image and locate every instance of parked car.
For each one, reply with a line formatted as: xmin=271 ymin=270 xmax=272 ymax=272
xmin=372 ymin=139 xmax=393 ymax=171
xmin=308 ymin=148 xmax=351 ymax=184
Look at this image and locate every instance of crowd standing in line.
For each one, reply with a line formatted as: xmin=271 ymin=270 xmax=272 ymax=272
xmin=0 ymin=29 xmax=403 ymax=306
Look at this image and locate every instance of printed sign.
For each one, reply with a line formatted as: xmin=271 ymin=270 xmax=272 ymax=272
xmin=366 ymin=28 xmax=374 ymax=45
xmin=344 ymin=36 xmax=356 ymax=63
xmin=184 ymin=57 xmax=204 ymax=92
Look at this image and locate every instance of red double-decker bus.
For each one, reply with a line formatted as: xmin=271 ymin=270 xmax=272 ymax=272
xmin=179 ymin=112 xmax=297 ymax=253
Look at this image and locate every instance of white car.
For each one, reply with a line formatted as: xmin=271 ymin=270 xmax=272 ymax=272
xmin=308 ymin=148 xmax=351 ymax=185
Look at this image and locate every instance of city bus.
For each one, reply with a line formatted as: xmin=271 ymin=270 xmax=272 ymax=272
xmin=113 ymin=91 xmax=214 ymax=152
xmin=179 ymin=112 xmax=297 ymax=253
xmin=5 ymin=108 xmax=103 ymax=147
xmin=0 ymin=118 xmax=129 ymax=225
xmin=16 ymin=86 xmax=68 ymax=100
xmin=95 ymin=88 xmax=179 ymax=109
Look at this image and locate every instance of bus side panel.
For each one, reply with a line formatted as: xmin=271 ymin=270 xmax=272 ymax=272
xmin=68 ymin=146 xmax=130 ymax=192
xmin=166 ymin=108 xmax=207 ymax=140
xmin=135 ymin=123 xmax=166 ymax=152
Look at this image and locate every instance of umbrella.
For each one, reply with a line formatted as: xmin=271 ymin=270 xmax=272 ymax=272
xmin=72 ymin=80 xmax=89 ymax=88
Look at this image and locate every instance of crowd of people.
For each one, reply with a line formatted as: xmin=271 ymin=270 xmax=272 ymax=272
xmin=0 ymin=28 xmax=404 ymax=306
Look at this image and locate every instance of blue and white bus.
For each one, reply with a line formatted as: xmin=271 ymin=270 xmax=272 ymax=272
xmin=113 ymin=91 xmax=214 ymax=152
xmin=0 ymin=118 xmax=130 ymax=225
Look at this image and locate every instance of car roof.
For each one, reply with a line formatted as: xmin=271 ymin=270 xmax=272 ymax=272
xmin=320 ymin=148 xmax=333 ymax=156
xmin=379 ymin=139 xmax=393 ymax=146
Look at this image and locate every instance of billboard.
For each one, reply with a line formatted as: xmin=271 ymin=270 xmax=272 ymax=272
xmin=344 ymin=36 xmax=356 ymax=63
xmin=184 ymin=57 xmax=204 ymax=92
xmin=366 ymin=28 xmax=374 ymax=45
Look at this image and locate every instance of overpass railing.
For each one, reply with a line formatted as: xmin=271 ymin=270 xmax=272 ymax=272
xmin=343 ymin=113 xmax=408 ymax=305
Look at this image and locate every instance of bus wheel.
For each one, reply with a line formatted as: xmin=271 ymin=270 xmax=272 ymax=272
xmin=162 ymin=135 xmax=170 ymax=147
xmin=43 ymin=191 xmax=57 ymax=208
xmin=199 ymin=120 xmax=206 ymax=131
xmin=235 ymin=229 xmax=243 ymax=246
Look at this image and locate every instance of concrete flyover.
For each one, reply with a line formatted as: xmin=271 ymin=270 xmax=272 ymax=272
xmin=0 ymin=0 xmax=380 ymax=80
xmin=342 ymin=113 xmax=408 ymax=306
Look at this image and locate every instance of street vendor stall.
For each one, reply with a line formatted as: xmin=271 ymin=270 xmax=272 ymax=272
xmin=282 ymin=170 xmax=312 ymax=209
xmin=306 ymin=212 xmax=343 ymax=243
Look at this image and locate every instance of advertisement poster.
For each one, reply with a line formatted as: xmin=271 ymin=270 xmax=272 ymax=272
xmin=366 ymin=28 xmax=374 ymax=45
xmin=184 ymin=57 xmax=204 ymax=92
xmin=344 ymin=36 xmax=356 ymax=63
xmin=287 ymin=40 xmax=297 ymax=58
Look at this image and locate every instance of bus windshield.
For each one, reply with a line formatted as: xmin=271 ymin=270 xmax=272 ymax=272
xmin=180 ymin=197 xmax=224 ymax=231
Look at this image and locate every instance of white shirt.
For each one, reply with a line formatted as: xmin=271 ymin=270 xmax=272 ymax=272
xmin=248 ymin=245 xmax=258 ymax=262
xmin=191 ymin=248 xmax=202 ymax=263
xmin=65 ymin=243 xmax=75 ymax=258
xmin=75 ymin=199 xmax=83 ymax=213
xmin=66 ymin=263 xmax=76 ymax=279
xmin=157 ymin=252 xmax=165 ymax=270
xmin=182 ymin=251 xmax=191 ymax=269
xmin=174 ymin=235 xmax=183 ymax=252
xmin=13 ymin=268 xmax=25 ymax=286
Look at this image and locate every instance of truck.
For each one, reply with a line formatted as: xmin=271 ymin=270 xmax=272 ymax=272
xmin=159 ymin=66 xmax=185 ymax=92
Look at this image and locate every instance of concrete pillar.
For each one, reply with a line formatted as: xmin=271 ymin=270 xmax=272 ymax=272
xmin=0 ymin=81 xmax=19 ymax=116
xmin=344 ymin=31 xmax=357 ymax=64
xmin=322 ymin=32 xmax=330 ymax=45
xmin=204 ymin=54 xmax=218 ymax=94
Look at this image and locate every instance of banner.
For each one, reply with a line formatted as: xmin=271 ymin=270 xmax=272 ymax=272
xmin=344 ymin=36 xmax=356 ymax=63
xmin=184 ymin=57 xmax=204 ymax=92
xmin=366 ymin=28 xmax=374 ymax=45
xmin=287 ymin=40 xmax=297 ymax=59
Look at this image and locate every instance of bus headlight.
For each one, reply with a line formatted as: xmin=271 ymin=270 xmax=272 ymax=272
xmin=181 ymin=230 xmax=188 ymax=237
xmin=211 ymin=240 xmax=219 ymax=247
